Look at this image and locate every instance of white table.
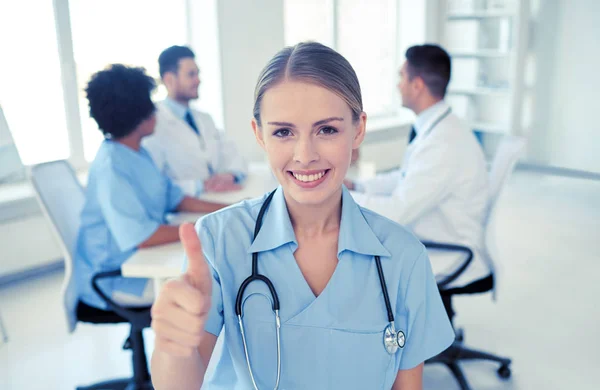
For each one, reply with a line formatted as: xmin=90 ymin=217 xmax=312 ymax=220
xmin=121 ymin=161 xmax=376 ymax=295
xmin=121 ymin=242 xmax=185 ymax=293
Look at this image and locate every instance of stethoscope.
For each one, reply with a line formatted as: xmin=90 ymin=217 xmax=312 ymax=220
xmin=235 ymin=190 xmax=405 ymax=390
xmin=415 ymin=106 xmax=452 ymax=140
xmin=403 ymin=106 xmax=452 ymax=180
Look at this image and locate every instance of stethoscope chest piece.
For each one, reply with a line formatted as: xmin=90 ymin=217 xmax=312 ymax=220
xmin=384 ymin=322 xmax=405 ymax=354
xmin=396 ymin=330 xmax=406 ymax=348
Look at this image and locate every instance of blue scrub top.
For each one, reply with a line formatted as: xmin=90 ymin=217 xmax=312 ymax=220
xmin=76 ymin=140 xmax=184 ymax=309
xmin=195 ymin=186 xmax=454 ymax=389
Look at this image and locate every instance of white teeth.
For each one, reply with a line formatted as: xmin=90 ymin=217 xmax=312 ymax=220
xmin=293 ymin=171 xmax=325 ymax=182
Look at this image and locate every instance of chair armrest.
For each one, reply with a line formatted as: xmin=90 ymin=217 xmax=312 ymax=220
xmin=91 ymin=270 xmax=151 ymax=330
xmin=420 ymin=241 xmax=473 ymax=289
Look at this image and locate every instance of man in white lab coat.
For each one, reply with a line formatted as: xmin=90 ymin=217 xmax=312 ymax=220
xmin=143 ymin=46 xmax=247 ymax=196
xmin=347 ymin=44 xmax=490 ymax=287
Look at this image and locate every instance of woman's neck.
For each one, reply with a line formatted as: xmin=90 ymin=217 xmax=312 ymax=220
xmin=115 ymin=132 xmax=143 ymax=151
xmin=285 ymin=189 xmax=343 ymax=238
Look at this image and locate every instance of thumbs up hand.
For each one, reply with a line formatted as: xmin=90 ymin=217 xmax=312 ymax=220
xmin=151 ymin=223 xmax=213 ymax=357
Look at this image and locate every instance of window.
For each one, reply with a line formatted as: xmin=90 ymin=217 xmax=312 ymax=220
xmin=69 ymin=0 xmax=188 ymax=161
xmin=0 ymin=1 xmax=70 ymax=165
xmin=284 ymin=0 xmax=334 ymax=47
xmin=284 ymin=0 xmax=399 ymax=119
xmin=0 ymin=0 xmax=192 ymax=167
xmin=337 ymin=0 xmax=398 ymax=118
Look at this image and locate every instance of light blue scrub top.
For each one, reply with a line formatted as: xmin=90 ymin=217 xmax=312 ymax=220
xmin=195 ymin=186 xmax=454 ymax=389
xmin=76 ymin=140 xmax=185 ymax=309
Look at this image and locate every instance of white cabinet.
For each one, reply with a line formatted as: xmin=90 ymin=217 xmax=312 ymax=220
xmin=439 ymin=0 xmax=531 ymax=136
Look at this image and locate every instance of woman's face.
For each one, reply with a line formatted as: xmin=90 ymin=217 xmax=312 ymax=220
xmin=252 ymin=80 xmax=366 ymax=207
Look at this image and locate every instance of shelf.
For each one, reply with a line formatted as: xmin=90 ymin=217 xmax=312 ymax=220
xmin=447 ymin=10 xmax=515 ymax=20
xmin=442 ymin=0 xmax=529 ymax=139
xmin=448 ymin=87 xmax=510 ymax=97
xmin=469 ymin=121 xmax=509 ymax=134
xmin=450 ymin=50 xmax=512 ymax=58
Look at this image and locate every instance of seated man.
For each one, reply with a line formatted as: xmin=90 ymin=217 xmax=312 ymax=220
xmin=347 ymin=44 xmax=490 ymax=286
xmin=76 ymin=64 xmax=228 ymax=309
xmin=143 ymin=45 xmax=247 ymax=196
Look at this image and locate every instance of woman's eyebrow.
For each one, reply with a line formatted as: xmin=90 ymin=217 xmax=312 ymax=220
xmin=267 ymin=121 xmax=296 ymax=127
xmin=266 ymin=117 xmax=344 ymax=128
xmin=313 ymin=117 xmax=344 ymax=127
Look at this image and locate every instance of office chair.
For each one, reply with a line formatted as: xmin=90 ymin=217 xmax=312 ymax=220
xmin=424 ymin=136 xmax=527 ymax=390
xmin=31 ymin=160 xmax=153 ymax=390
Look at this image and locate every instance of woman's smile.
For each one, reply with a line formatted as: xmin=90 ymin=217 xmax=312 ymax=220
xmin=288 ymin=169 xmax=331 ymax=188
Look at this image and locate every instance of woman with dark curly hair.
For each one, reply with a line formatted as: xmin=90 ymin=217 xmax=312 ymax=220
xmin=75 ymin=64 xmax=228 ymax=309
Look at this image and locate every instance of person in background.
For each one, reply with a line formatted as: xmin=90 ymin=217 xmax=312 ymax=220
xmin=346 ymin=44 xmax=490 ymax=287
xmin=143 ymin=45 xmax=247 ymax=196
xmin=76 ymin=64 xmax=228 ymax=309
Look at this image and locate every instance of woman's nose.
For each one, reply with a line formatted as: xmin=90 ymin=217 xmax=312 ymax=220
xmin=293 ymin=137 xmax=319 ymax=165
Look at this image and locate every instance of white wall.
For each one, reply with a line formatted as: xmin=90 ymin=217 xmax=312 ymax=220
xmin=361 ymin=136 xmax=406 ymax=172
xmin=217 ymin=0 xmax=285 ymax=162
xmin=527 ymin=0 xmax=600 ymax=173
xmin=0 ymin=214 xmax=62 ymax=277
xmin=188 ymin=0 xmax=225 ymax=129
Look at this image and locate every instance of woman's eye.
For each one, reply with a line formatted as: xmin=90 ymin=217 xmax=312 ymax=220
xmin=273 ymin=128 xmax=292 ymax=137
xmin=319 ymin=126 xmax=338 ymax=135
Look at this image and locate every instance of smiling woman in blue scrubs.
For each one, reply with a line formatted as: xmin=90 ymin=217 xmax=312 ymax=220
xmin=150 ymin=42 xmax=455 ymax=389
xmin=76 ymin=65 xmax=227 ymax=310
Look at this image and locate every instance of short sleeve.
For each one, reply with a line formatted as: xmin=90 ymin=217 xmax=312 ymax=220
xmin=190 ymin=218 xmax=224 ymax=337
xmin=398 ymin=249 xmax=455 ymax=370
xmin=165 ymin=175 xmax=185 ymax=211
xmin=96 ymin=167 xmax=160 ymax=252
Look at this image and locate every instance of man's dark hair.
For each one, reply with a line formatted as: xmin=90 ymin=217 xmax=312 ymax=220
xmin=405 ymin=44 xmax=451 ymax=98
xmin=85 ymin=64 xmax=156 ymax=139
xmin=158 ymin=45 xmax=196 ymax=78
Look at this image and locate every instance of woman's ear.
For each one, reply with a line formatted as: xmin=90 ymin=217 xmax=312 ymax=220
xmin=352 ymin=112 xmax=367 ymax=149
xmin=251 ymin=118 xmax=266 ymax=150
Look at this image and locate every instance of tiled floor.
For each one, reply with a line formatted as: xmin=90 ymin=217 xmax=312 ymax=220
xmin=1 ymin=171 xmax=599 ymax=389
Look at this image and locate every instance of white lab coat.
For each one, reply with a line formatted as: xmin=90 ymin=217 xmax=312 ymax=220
xmin=352 ymin=101 xmax=490 ymax=288
xmin=142 ymin=101 xmax=247 ymax=195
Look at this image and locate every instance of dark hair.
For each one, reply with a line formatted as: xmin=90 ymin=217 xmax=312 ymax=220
xmin=158 ymin=45 xmax=195 ymax=78
xmin=253 ymin=41 xmax=363 ymax=127
xmin=85 ymin=64 xmax=156 ymax=139
xmin=405 ymin=44 xmax=451 ymax=98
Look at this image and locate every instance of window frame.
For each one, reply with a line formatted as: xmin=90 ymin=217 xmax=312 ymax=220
xmin=14 ymin=0 xmax=195 ymax=171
